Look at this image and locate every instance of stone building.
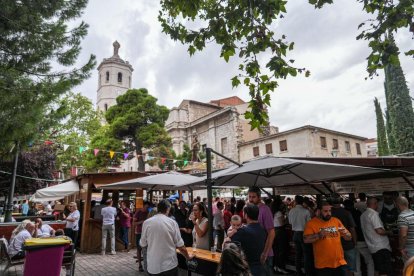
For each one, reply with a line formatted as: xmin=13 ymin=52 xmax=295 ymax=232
xmin=238 ymin=125 xmax=368 ymax=162
xmin=96 ymin=41 xmax=133 ymax=113
xmin=165 ymin=96 xmax=277 ymax=168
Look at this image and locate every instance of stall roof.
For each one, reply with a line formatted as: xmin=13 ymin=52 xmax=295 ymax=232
xmin=31 ymin=180 xmax=79 ymax=202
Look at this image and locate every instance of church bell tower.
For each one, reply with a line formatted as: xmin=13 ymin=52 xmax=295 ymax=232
xmin=96 ymin=41 xmax=133 ymax=113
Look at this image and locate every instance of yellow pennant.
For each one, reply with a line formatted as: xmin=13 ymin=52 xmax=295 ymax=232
xmin=109 ymin=151 xmax=115 ymax=158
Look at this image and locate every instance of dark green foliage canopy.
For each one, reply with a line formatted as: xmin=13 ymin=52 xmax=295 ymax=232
xmin=0 ymin=0 xmax=95 ymax=152
xmin=384 ymin=57 xmax=414 ymax=155
xmin=374 ymin=98 xmax=389 ymax=156
xmin=159 ymin=0 xmax=414 ymax=129
xmin=105 ymin=89 xmax=171 ymax=171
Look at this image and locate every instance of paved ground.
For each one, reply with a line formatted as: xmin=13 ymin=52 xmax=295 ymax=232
xmin=2 ymin=251 xmax=144 ymax=276
xmin=2 ymin=251 xmax=295 ymax=275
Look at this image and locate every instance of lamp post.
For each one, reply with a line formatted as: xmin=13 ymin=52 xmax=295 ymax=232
xmin=331 ymin=149 xmax=339 ymax=157
xmin=5 ymin=142 xmax=19 ymax=222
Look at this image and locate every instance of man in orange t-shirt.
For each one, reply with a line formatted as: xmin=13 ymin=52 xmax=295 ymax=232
xmin=304 ymin=201 xmax=352 ymax=276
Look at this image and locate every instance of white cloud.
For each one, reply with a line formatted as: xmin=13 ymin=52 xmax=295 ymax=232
xmin=72 ymin=0 xmax=414 ymax=139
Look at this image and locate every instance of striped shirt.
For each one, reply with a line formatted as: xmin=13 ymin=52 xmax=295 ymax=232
xmin=397 ymin=209 xmax=414 ymax=246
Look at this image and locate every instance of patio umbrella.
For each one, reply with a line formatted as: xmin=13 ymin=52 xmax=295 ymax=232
xmin=207 ymin=156 xmax=394 ymax=188
xmin=101 ymin=171 xmax=203 ymax=191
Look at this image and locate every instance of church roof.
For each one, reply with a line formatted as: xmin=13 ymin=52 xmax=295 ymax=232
xmin=210 ymin=96 xmax=245 ymax=107
xmin=97 ymin=41 xmax=133 ymax=71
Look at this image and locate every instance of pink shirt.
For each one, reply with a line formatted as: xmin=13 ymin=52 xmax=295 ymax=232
xmin=258 ymin=203 xmax=274 ymax=257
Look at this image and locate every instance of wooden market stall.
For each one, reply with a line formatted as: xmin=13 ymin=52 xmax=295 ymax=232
xmin=76 ymin=171 xmax=148 ymax=253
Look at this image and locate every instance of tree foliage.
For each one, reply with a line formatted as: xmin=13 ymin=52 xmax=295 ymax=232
xmin=374 ymin=97 xmax=389 ymax=156
xmin=0 ymin=0 xmax=95 ymax=151
xmin=105 ymin=89 xmax=172 ymax=171
xmin=0 ymin=145 xmax=57 ymax=195
xmin=384 ymin=50 xmax=414 ymax=155
xmin=53 ymin=92 xmax=101 ymax=176
xmin=159 ymin=0 xmax=414 ymax=129
xmin=83 ymin=125 xmax=125 ymax=172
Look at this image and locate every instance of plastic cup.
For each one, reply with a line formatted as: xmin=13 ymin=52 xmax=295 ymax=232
xmin=192 ymin=244 xmax=197 ymax=252
xmin=211 ymin=246 xmax=216 ymax=257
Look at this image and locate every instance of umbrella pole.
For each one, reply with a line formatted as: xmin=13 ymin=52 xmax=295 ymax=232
xmin=206 ymin=148 xmax=214 ymax=249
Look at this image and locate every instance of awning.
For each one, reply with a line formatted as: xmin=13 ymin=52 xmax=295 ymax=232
xmin=31 ymin=180 xmax=79 ymax=202
xmin=102 ymin=171 xmax=203 ymax=191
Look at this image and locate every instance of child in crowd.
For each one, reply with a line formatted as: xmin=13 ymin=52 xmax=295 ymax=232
xmin=227 ymin=215 xmax=242 ymax=238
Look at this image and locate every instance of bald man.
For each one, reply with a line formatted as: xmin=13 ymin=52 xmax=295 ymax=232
xmin=396 ymin=196 xmax=414 ymax=260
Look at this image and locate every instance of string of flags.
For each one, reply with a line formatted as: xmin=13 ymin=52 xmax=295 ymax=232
xmin=37 ymin=140 xmax=195 ymax=165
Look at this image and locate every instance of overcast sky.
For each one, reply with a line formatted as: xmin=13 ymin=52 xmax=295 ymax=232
xmin=72 ymin=0 xmax=414 ymax=139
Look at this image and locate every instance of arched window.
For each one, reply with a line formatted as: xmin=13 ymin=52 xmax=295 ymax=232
xmin=106 ymin=71 xmax=109 ymax=82
xmin=118 ymin=72 xmax=122 ymax=83
xmin=104 ymin=103 xmax=108 ymax=111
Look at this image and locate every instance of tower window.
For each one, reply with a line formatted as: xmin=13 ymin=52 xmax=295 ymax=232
xmin=104 ymin=103 xmax=108 ymax=111
xmin=106 ymin=71 xmax=109 ymax=82
xmin=118 ymin=72 xmax=122 ymax=83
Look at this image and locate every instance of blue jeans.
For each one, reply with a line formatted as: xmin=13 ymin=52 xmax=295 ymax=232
xmin=120 ymin=226 xmax=129 ymax=249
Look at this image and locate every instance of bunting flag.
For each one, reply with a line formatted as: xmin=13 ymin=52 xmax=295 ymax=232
xmin=79 ymin=147 xmax=85 ymax=154
xmin=109 ymin=151 xmax=115 ymax=159
xmin=63 ymin=144 xmax=70 ymax=151
xmin=123 ymin=153 xmax=129 ymax=160
xmin=161 ymin=157 xmax=166 ymax=164
xmin=147 ymin=156 xmax=154 ymax=161
xmin=94 ymin=149 xmax=100 ymax=156
xmin=28 ymin=141 xmax=34 ymax=147
xmin=44 ymin=140 xmax=54 ymax=145
xmin=183 ymin=160 xmax=188 ymax=166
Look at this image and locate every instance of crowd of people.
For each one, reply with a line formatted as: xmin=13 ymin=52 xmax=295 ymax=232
xmin=125 ymin=189 xmax=414 ymax=276
xmin=4 ymin=189 xmax=414 ymax=276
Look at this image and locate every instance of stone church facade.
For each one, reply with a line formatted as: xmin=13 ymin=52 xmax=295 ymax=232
xmin=166 ymin=97 xmax=277 ymax=169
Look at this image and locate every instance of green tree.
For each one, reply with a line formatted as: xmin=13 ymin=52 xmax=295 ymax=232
xmin=374 ymin=98 xmax=389 ymax=156
xmin=0 ymin=0 xmax=95 ymax=151
xmin=384 ymin=53 xmax=414 ymax=155
xmin=385 ymin=109 xmax=396 ymax=154
xmin=53 ymin=92 xmax=101 ymax=176
xmin=147 ymin=145 xmax=177 ymax=171
xmin=83 ymin=125 xmax=125 ymax=172
xmin=105 ymin=89 xmax=172 ymax=171
xmin=159 ymin=0 xmax=414 ymax=129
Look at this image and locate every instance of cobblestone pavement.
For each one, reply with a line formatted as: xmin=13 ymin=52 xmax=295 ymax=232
xmin=2 ymin=251 xmax=144 ymax=276
xmin=2 ymin=251 xmax=295 ymax=275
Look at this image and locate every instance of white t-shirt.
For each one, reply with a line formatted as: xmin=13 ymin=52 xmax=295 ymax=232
xmin=8 ymin=229 xmax=32 ymax=257
xmin=288 ymin=205 xmax=311 ymax=231
xmin=37 ymin=224 xmax=54 ymax=237
xmin=360 ymin=207 xmax=391 ymax=253
xmin=213 ymin=210 xmax=224 ymax=230
xmin=101 ymin=206 xmax=117 ymax=225
xmin=140 ymin=213 xmax=184 ymax=274
xmin=66 ymin=210 xmax=80 ymax=231
xmin=273 ymin=211 xmax=285 ymax=227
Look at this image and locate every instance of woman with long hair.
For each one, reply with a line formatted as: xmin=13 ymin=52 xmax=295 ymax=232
xmin=190 ymin=202 xmax=209 ymax=250
xmin=217 ymin=242 xmax=251 ymax=276
xmin=271 ymin=197 xmax=289 ymax=274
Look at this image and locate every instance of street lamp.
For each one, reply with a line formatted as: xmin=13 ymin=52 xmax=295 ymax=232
xmin=331 ymin=149 xmax=339 ymax=157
